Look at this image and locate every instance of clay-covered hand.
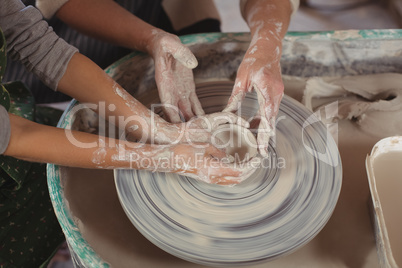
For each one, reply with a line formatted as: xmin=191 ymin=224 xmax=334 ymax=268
xmin=147 ymin=30 xmax=204 ymax=123
xmin=135 ymin=143 xmax=260 ymax=185
xmin=169 ymin=143 xmax=260 ymax=185
xmin=224 ymin=38 xmax=284 ymax=157
xmin=115 ymin=110 xmax=259 ymax=184
xmin=151 ymin=112 xmax=250 ymax=146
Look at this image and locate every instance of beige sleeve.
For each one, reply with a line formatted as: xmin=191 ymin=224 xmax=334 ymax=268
xmin=36 ymin=0 xmax=69 ymax=19
xmin=162 ymin=0 xmax=221 ymax=32
xmin=239 ymin=0 xmax=299 ymax=20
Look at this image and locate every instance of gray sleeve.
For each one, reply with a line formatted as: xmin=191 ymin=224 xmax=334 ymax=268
xmin=0 ymin=105 xmax=11 ymax=155
xmin=0 ymin=0 xmax=78 ymax=91
xmin=36 ymin=0 xmax=69 ymax=19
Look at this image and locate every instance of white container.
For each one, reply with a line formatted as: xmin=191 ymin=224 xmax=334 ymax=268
xmin=366 ymin=136 xmax=402 ymax=268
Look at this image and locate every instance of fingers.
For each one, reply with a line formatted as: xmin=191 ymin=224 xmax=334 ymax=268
xmin=178 ymin=100 xmax=195 ymax=121
xmin=154 ymin=58 xmax=182 ymax=123
xmin=158 ymin=92 xmax=183 ymax=123
xmin=156 ymin=66 xmax=196 ymax=123
xmin=171 ymin=44 xmax=198 ymax=69
xmin=163 ymin=106 xmax=182 ymax=123
xmin=172 ymin=143 xmax=262 ymax=185
xmin=215 ymin=178 xmax=242 ymax=186
xmin=184 ymin=112 xmax=250 ymax=147
xmin=189 ymin=92 xmax=205 ymax=117
xmin=175 ymin=89 xmax=203 ymax=122
xmin=257 ymin=124 xmax=270 ymax=157
xmin=216 ymin=112 xmax=250 ymax=128
xmin=223 ymin=79 xmax=247 ymax=113
xmin=155 ymin=48 xmax=201 ymax=123
xmin=253 ymin=84 xmax=278 ymax=157
xmin=254 ymin=84 xmax=272 ymax=157
xmin=205 ymin=144 xmax=227 ymax=160
xmin=193 ymin=112 xmax=249 ymax=129
xmin=152 ymin=32 xmax=198 ymax=69
xmin=256 ymin=111 xmax=272 ymax=157
xmin=175 ymin=64 xmax=202 ymax=121
xmin=223 ymin=90 xmax=246 ymax=114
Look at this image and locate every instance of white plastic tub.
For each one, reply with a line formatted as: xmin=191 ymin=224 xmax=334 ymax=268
xmin=367 ymin=136 xmax=402 ymax=268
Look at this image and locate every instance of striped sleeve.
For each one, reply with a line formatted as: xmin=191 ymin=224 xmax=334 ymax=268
xmin=0 ymin=0 xmax=78 ymax=91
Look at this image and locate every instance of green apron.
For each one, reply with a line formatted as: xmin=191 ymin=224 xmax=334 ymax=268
xmin=0 ymin=29 xmax=65 ymax=268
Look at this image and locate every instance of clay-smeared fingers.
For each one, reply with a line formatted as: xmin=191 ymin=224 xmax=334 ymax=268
xmin=212 ymin=112 xmax=250 ymax=128
xmin=176 ymin=63 xmax=202 ymax=121
xmin=192 ymin=112 xmax=250 ymax=129
xmin=215 ymin=177 xmax=242 ymax=186
xmin=178 ymin=98 xmax=195 ymax=121
xmin=172 ymin=148 xmax=261 ymax=185
xmin=163 ymin=103 xmax=182 ymax=123
xmin=256 ymin=115 xmax=271 ymax=158
xmin=189 ymin=92 xmax=205 ymax=117
xmin=171 ymin=43 xmax=198 ymax=69
xmin=223 ymin=90 xmax=247 ymax=114
xmin=223 ymin=77 xmax=248 ymax=112
xmin=152 ymin=32 xmax=201 ymax=124
xmin=205 ymin=144 xmax=227 ymax=160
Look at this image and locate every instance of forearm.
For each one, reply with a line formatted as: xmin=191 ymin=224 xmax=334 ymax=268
xmin=57 ymin=52 xmax=168 ymax=142
xmin=241 ymin=0 xmax=292 ymax=95
xmin=55 ymin=0 xmax=157 ymax=53
xmin=243 ymin=0 xmax=292 ymax=49
xmin=4 ymin=114 xmax=253 ymax=184
xmin=4 ymin=114 xmax=228 ymax=178
xmin=4 ymin=113 xmax=162 ymax=169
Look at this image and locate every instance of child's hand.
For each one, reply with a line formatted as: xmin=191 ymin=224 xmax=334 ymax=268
xmin=124 ymin=142 xmax=260 ymax=185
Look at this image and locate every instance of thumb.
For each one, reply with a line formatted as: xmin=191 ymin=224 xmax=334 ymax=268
xmin=223 ymin=90 xmax=246 ymax=114
xmin=224 ymin=79 xmax=247 ymax=113
xmin=171 ymin=43 xmax=198 ymax=69
xmin=205 ymin=144 xmax=227 ymax=160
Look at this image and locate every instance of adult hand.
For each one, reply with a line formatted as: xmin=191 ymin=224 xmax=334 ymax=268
xmin=224 ymin=37 xmax=284 ymax=158
xmin=148 ymin=30 xmax=204 ymax=123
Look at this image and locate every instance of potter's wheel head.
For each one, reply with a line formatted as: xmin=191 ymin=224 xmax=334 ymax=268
xmin=115 ymin=81 xmax=342 ymax=266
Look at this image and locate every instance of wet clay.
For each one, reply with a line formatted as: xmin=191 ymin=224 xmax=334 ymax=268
xmin=213 ymin=124 xmax=257 ymax=162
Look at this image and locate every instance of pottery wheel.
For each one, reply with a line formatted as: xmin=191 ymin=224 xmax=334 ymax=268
xmin=115 ymin=81 xmax=342 ymax=267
